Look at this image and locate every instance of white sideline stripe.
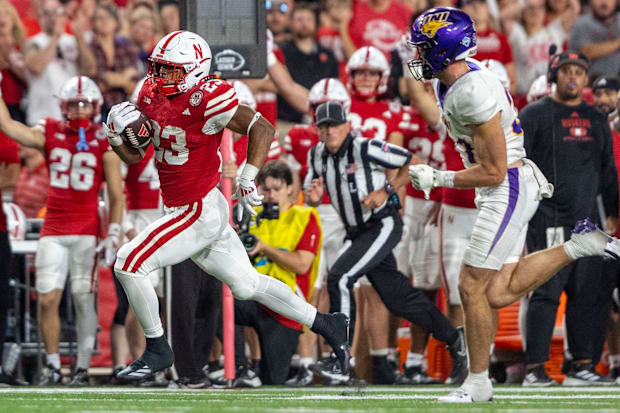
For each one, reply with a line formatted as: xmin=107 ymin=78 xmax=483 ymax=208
xmin=1 ymin=386 xmax=620 ymax=394
xmin=127 ymin=202 xmax=199 ymax=271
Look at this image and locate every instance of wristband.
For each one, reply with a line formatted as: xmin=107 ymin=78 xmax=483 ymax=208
xmin=241 ymin=163 xmax=260 ymax=181
xmin=434 ymin=170 xmax=455 ymax=188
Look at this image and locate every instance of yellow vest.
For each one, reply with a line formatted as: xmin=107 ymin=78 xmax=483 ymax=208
xmin=249 ymin=205 xmax=322 ymax=301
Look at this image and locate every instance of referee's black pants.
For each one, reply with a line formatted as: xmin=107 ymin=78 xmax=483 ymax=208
xmin=327 ymin=210 xmax=457 ymax=345
xmin=525 ymin=223 xmax=616 ymax=365
xmin=170 ymin=259 xmax=222 ymax=379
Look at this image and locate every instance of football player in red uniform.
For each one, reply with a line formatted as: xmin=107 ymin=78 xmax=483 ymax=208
xmin=0 ymin=76 xmax=124 ymax=386
xmin=346 ymin=46 xmax=404 ymax=143
xmin=105 ymin=30 xmax=350 ymax=380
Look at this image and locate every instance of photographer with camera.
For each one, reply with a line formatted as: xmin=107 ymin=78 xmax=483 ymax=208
xmin=234 ymin=160 xmax=322 ymax=386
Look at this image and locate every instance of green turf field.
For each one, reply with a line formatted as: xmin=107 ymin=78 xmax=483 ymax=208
xmin=1 ymin=386 xmax=620 ymax=412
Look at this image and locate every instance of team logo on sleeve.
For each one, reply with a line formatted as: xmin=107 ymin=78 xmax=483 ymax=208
xmin=420 ymin=11 xmax=452 ymax=39
xmin=189 ymin=90 xmax=203 ymax=107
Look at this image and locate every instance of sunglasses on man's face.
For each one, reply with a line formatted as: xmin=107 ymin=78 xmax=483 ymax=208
xmin=266 ymin=0 xmax=288 ymax=13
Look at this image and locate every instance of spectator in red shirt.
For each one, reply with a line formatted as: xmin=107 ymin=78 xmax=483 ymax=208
xmin=0 ymin=0 xmax=27 ymax=123
xmin=13 ymin=145 xmax=48 ymax=219
xmin=460 ymin=0 xmax=516 ymax=93
xmin=340 ymin=0 xmax=412 ymax=62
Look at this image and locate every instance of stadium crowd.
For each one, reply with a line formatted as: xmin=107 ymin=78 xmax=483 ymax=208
xmin=0 ymin=0 xmax=619 ymax=390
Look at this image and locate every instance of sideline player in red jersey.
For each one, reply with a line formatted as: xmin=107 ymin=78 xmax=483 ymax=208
xmin=0 ymin=76 xmax=124 ymax=386
xmin=104 ymin=30 xmax=350 ymax=380
xmin=346 ymin=46 xmax=403 ymax=143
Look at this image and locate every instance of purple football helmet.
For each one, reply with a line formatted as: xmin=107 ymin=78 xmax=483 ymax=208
xmin=408 ymin=8 xmax=477 ymax=80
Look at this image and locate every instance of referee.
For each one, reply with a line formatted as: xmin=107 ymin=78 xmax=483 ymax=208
xmin=303 ymin=102 xmax=466 ymax=383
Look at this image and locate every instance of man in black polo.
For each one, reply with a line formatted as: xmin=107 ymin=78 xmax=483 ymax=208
xmin=520 ymin=52 xmax=618 ymax=386
xmin=303 ymin=102 xmax=467 ymax=384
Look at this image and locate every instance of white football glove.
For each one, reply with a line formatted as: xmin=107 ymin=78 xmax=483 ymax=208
xmin=409 ymin=164 xmax=435 ymax=200
xmin=96 ymin=223 xmax=121 ymax=267
xmin=409 ymin=165 xmax=455 ymax=200
xmin=104 ymin=102 xmax=141 ymax=147
xmin=232 ymin=164 xmax=263 ymax=222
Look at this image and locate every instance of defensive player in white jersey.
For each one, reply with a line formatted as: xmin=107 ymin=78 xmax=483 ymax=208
xmin=407 ymin=7 xmax=620 ymax=402
xmin=104 ymin=31 xmax=350 ymax=380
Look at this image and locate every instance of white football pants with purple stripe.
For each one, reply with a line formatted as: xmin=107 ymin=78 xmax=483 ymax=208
xmin=464 ymin=163 xmax=541 ymax=270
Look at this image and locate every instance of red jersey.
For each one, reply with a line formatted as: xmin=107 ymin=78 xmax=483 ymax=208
xmin=474 ymin=28 xmax=514 ymax=66
xmin=348 ymin=0 xmax=412 ymax=61
xmin=137 ymin=77 xmax=239 ymax=207
xmin=400 ymin=107 xmax=443 ymax=202
xmin=349 ymin=97 xmax=402 ymax=141
xmin=125 ymin=145 xmax=160 ymax=211
xmin=0 ymin=133 xmax=20 ymax=233
xmin=284 ymin=124 xmax=330 ymax=205
xmin=38 ymin=118 xmax=109 ymax=237
xmin=442 ymin=139 xmax=476 ymax=209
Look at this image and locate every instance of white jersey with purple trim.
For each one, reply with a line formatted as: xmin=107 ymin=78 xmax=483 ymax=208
xmin=432 ymin=58 xmax=526 ymax=169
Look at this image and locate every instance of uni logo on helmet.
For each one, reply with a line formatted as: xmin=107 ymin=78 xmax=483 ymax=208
xmin=420 ymin=11 xmax=452 ymax=39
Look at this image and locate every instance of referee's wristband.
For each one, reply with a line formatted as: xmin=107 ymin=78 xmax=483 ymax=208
xmin=434 ymin=170 xmax=455 ymax=188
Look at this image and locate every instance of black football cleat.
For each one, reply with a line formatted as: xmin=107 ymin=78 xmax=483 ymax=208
xmin=117 ymin=336 xmax=174 ymax=381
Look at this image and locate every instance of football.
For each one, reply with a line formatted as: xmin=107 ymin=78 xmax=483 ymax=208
xmin=122 ymin=109 xmax=154 ymax=149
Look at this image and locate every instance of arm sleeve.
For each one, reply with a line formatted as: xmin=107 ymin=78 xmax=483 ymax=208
xmin=365 ymin=138 xmax=413 ymax=169
xmin=295 ymin=212 xmax=321 ymax=254
xmin=200 ymin=80 xmax=240 ymax=135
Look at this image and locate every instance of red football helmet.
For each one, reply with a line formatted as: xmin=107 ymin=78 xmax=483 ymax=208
xmin=148 ymin=30 xmax=213 ymax=96
xmin=345 ymin=46 xmax=390 ymax=98
xmin=58 ymin=76 xmax=103 ymax=130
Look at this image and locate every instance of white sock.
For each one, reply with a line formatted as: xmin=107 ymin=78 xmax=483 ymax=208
xmin=465 ymin=370 xmax=489 ymax=385
xmin=115 ymin=269 xmax=163 ymax=337
xmin=300 ymin=357 xmax=313 ymax=368
xmin=610 ymin=354 xmax=620 ymax=368
xmin=46 ymin=353 xmax=60 ymax=370
xmin=370 ymin=348 xmax=389 ymax=357
xmin=73 ymin=293 xmax=98 ymax=370
xmin=253 ymin=273 xmax=317 ymax=327
xmin=405 ymin=352 xmax=425 ymax=368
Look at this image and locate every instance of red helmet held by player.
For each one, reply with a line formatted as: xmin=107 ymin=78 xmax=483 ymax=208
xmin=148 ymin=30 xmax=213 ymax=97
xmin=58 ymin=76 xmax=103 ymax=130
xmin=308 ymin=78 xmax=351 ymax=121
xmin=345 ymin=46 xmax=390 ymax=98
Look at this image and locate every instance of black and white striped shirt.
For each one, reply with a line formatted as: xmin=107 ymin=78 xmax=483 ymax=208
xmin=305 ymin=133 xmax=412 ymax=229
